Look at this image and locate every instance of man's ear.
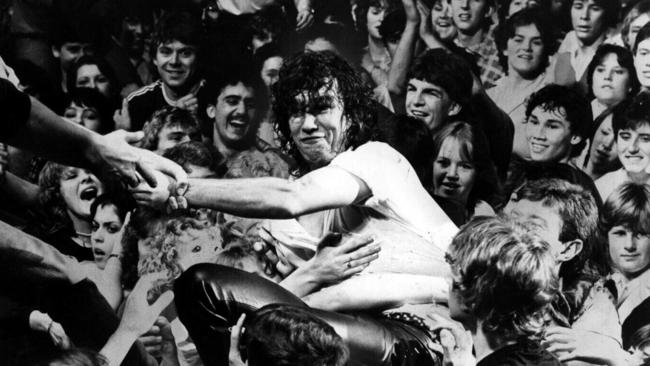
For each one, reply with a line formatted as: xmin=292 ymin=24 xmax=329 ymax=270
xmin=558 ymin=239 xmax=583 ymax=263
xmin=570 ymin=134 xmax=583 ymax=146
xmin=206 ymin=104 xmax=216 ymax=119
xmin=52 ymin=46 xmax=60 ymax=59
xmin=449 ymin=102 xmax=462 ymax=117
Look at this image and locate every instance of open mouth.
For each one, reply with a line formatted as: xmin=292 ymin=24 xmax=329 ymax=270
xmin=93 ymin=248 xmax=106 ymax=257
xmin=80 ymin=186 xmax=98 ymax=201
xmin=301 ymin=136 xmax=324 ymax=144
xmin=529 ymin=142 xmax=547 ymax=153
xmin=409 ymin=109 xmax=430 ymax=118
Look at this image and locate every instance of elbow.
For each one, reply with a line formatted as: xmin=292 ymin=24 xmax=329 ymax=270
xmin=271 ymin=182 xmax=308 ymax=218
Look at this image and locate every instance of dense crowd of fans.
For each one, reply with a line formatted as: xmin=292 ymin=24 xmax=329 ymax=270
xmin=0 ymin=0 xmax=650 ymax=365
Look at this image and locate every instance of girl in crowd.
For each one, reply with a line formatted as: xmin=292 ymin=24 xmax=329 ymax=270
xmin=490 ymin=8 xmax=556 ymax=159
xmin=432 ymin=121 xmax=501 ymax=221
xmin=581 ymin=109 xmax=622 ymax=180
xmin=37 ymin=163 xmax=105 ymax=262
xmin=355 ymin=0 xmax=392 ymax=88
xmin=600 ymin=182 xmax=650 ymax=354
xmin=619 ymin=0 xmax=650 ymax=51
xmin=634 ymin=23 xmax=650 ymax=91
xmin=415 ymin=0 xmax=457 ymax=50
xmin=555 ymin=0 xmax=621 ymax=92
xmin=596 ymin=91 xmax=650 ymax=200
xmin=62 ymin=88 xmax=115 ymax=134
xmin=66 ymin=55 xmax=119 ymax=104
xmin=587 ymin=44 xmax=639 ymax=120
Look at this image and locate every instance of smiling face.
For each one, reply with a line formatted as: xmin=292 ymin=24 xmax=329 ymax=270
xmin=506 ymin=23 xmax=545 ymax=77
xmin=451 ymin=0 xmax=492 ymax=35
xmin=571 ymin=0 xmax=606 ymax=46
xmin=406 ymin=78 xmax=456 ymax=130
xmin=589 ymin=116 xmax=617 ymax=169
xmin=608 ymin=225 xmax=650 ymax=280
xmin=635 ymin=39 xmax=650 ymax=89
xmin=289 ymin=84 xmax=348 ymax=170
xmin=91 ymin=204 xmax=124 ymax=269
xmin=63 ymin=102 xmax=102 ymax=132
xmin=367 ymin=4 xmax=386 ymax=40
xmin=76 ymin=64 xmax=111 ymax=98
xmin=209 ymin=82 xmax=257 ymax=150
xmin=526 ymin=105 xmax=580 ymax=163
xmin=431 ymin=0 xmax=457 ymax=41
xmin=153 ymin=40 xmax=198 ymax=91
xmin=59 ymin=167 xmax=105 ymax=220
xmin=628 ymin=14 xmax=650 ymax=50
xmin=592 ymin=53 xmax=632 ymax=106
xmin=433 ymin=137 xmax=476 ymax=205
xmin=155 ymin=123 xmax=197 ymax=155
xmin=617 ymin=124 xmax=650 ymax=176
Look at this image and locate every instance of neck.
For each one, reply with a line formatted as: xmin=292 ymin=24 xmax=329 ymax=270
xmin=457 ymin=28 xmax=485 ymax=48
xmin=212 ymin=129 xmax=252 ymax=160
xmin=508 ymin=69 xmax=540 ymax=84
xmin=68 ymin=211 xmax=91 ymax=237
xmin=367 ymin=37 xmax=386 ymax=58
xmin=473 ymin=320 xmax=517 ymax=363
xmin=162 ymin=82 xmax=190 ymax=101
xmin=577 ymin=33 xmax=604 ymax=51
xmin=628 ymin=170 xmax=650 ymax=184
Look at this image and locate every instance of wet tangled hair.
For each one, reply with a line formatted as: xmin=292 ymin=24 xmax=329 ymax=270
xmin=447 ymin=216 xmax=558 ymax=341
xmin=272 ymin=51 xmax=377 ymax=175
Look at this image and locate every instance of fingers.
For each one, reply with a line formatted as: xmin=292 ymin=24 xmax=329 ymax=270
xmin=317 ymin=232 xmax=343 ymax=250
xmin=149 ymin=155 xmax=188 ymax=192
xmin=137 ymin=159 xmax=159 ymax=188
xmin=338 ymin=234 xmax=374 ymax=253
xmin=296 ymin=11 xmax=314 ymax=31
xmin=229 ymin=313 xmax=246 ymax=360
xmin=133 ymin=272 xmax=167 ymax=295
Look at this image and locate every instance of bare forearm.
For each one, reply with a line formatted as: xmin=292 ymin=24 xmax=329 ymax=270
xmin=280 ymin=265 xmax=321 ymax=297
xmin=1 ymin=172 xmax=39 ymax=207
xmin=100 ymin=327 xmax=139 ymax=366
xmin=387 ymin=22 xmax=419 ymax=94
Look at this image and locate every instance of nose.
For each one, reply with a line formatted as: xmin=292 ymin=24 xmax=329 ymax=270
xmin=629 ymin=137 xmax=641 ymax=153
xmin=529 ymin=123 xmax=545 ymax=140
xmin=93 ymin=230 xmax=104 ymax=243
xmin=460 ymin=0 xmax=470 ymax=9
xmin=87 ymin=80 xmax=96 ymax=89
xmin=579 ymin=6 xmax=589 ymax=20
xmin=301 ymin=113 xmax=318 ymax=133
xmin=602 ymin=133 xmax=615 ymax=149
xmin=446 ymin=164 xmax=459 ymax=179
xmin=170 ymin=51 xmax=181 ymax=65
xmin=625 ymin=235 xmax=639 ymax=252
xmin=235 ymin=101 xmax=246 ymax=115
xmin=604 ymin=69 xmax=613 ymax=81
xmin=412 ymin=90 xmax=424 ymax=106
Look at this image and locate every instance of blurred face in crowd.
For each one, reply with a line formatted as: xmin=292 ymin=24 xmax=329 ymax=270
xmin=628 ymin=14 xmax=650 ymax=50
xmin=451 ymin=0 xmax=492 ymax=35
xmin=63 ymin=102 xmax=102 ymax=132
xmin=571 ymin=0 xmax=606 ymax=46
xmin=289 ymin=83 xmax=348 ymax=169
xmin=59 ymin=167 xmax=104 ymax=220
xmin=592 ymin=53 xmax=632 ymax=107
xmin=508 ymin=0 xmax=541 ymax=17
xmin=589 ymin=117 xmax=618 ymax=170
xmin=503 ymin=199 xmax=566 ymax=260
xmin=305 ymin=38 xmax=340 ymax=54
xmin=76 ymin=64 xmax=111 ymax=98
xmin=506 ymin=23 xmax=545 ymax=78
xmin=155 ymin=123 xmax=199 ymax=155
xmin=617 ymin=124 xmax=650 ymax=176
xmin=406 ymin=78 xmax=458 ymax=130
xmin=431 ymin=0 xmax=457 ymax=41
xmin=252 ymin=31 xmax=273 ymax=53
xmin=91 ymin=203 xmax=124 ymax=269
xmin=608 ymin=225 xmax=650 ymax=280
xmin=54 ymin=42 xmax=95 ymax=72
xmin=208 ymin=82 xmax=257 ymax=149
xmin=635 ymin=38 xmax=650 ymax=89
xmin=260 ymin=56 xmax=283 ymax=89
xmin=121 ymin=17 xmax=145 ymax=56
xmin=174 ymin=227 xmax=223 ymax=270
xmin=526 ymin=105 xmax=580 ymax=163
xmin=433 ymin=137 xmax=476 ymax=206
xmin=366 ymin=2 xmax=387 ymax=39
xmin=154 ymin=40 xmax=198 ymax=91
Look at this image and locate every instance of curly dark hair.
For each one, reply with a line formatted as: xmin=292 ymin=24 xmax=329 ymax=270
xmin=272 ymin=51 xmax=378 ymax=175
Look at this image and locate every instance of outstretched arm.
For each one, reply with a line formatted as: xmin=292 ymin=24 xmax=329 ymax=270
xmin=387 ymin=0 xmax=420 ymax=95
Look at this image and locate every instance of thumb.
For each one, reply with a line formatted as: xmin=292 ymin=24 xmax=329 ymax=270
xmin=123 ymin=131 xmax=144 ymax=144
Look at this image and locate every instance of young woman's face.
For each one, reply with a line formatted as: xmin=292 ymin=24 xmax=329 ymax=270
xmin=63 ymin=102 xmax=103 ymax=132
xmin=91 ymin=204 xmax=124 ymax=269
xmin=628 ymin=13 xmax=650 ymax=51
xmin=175 ymin=227 xmax=223 ymax=270
xmin=635 ymin=38 xmax=650 ymax=89
xmin=366 ymin=4 xmax=386 ymax=39
xmin=76 ymin=64 xmax=111 ymax=98
xmin=260 ymin=56 xmax=283 ymax=88
xmin=589 ymin=116 xmax=617 ymax=169
xmin=58 ymin=167 xmax=104 ymax=220
xmin=506 ymin=23 xmax=545 ymax=77
xmin=617 ymin=124 xmax=650 ymax=175
xmin=592 ymin=53 xmax=632 ymax=107
xmin=433 ymin=137 xmax=477 ymax=206
xmin=608 ymin=225 xmax=650 ymax=280
xmin=571 ymin=0 xmax=606 ymax=45
xmin=431 ymin=0 xmax=456 ymax=41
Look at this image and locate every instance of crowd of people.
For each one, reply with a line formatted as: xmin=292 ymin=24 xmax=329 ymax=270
xmin=0 ymin=0 xmax=650 ymax=365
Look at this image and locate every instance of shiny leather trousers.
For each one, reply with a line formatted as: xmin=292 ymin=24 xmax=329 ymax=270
xmin=174 ymin=264 xmax=441 ymax=366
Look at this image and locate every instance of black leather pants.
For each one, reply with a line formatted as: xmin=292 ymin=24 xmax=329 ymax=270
xmin=174 ymin=263 xmax=441 ymax=366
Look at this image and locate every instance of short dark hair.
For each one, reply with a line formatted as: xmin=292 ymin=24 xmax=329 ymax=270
xmin=587 ymin=44 xmax=640 ymax=100
xmin=495 ymin=8 xmax=556 ymax=73
xmin=243 ymin=304 xmax=349 ymax=366
xmin=89 ymin=193 xmax=133 ymax=224
xmin=204 ymin=71 xmax=269 ymax=116
xmin=272 ymin=51 xmax=377 ymax=174
xmin=65 ymin=88 xmax=115 ymax=134
xmin=579 ymin=0 xmax=621 ymax=28
xmin=378 ymin=6 xmax=405 ymax=44
xmin=407 ymin=49 xmax=474 ymax=107
xmin=613 ymin=90 xmax=650 ymax=135
xmin=140 ymin=106 xmax=201 ymax=151
xmin=151 ymin=12 xmax=203 ymax=57
xmin=525 ymin=84 xmax=592 ymax=157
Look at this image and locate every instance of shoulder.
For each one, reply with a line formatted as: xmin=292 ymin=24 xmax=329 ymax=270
xmin=126 ymin=80 xmax=162 ymax=102
xmin=595 ymin=169 xmax=626 ymax=199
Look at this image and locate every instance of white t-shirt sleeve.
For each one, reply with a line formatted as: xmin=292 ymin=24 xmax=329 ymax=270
xmin=330 ymin=142 xmax=458 ymax=251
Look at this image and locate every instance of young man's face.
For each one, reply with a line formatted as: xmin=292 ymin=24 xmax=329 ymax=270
xmin=155 ymin=123 xmax=198 ymax=155
xmin=289 ymin=84 xmax=348 ymax=169
xmin=570 ymin=0 xmax=606 ymax=45
xmin=208 ymin=82 xmax=257 ymax=149
xmin=450 ymin=0 xmax=491 ymax=35
xmin=607 ymin=225 xmax=650 ymax=280
xmin=405 ymin=78 xmax=456 ymax=130
xmin=54 ymin=42 xmax=95 ymax=72
xmin=635 ymin=38 xmax=650 ymax=89
xmin=617 ymin=123 xmax=650 ymax=176
xmin=525 ymin=105 xmax=579 ymax=163
xmin=153 ymin=40 xmax=198 ymax=91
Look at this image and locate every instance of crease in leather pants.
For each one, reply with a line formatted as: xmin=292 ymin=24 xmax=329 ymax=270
xmin=174 ymin=263 xmax=441 ymax=366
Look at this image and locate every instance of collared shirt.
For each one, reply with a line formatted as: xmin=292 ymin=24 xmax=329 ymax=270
xmin=455 ymin=28 xmax=504 ymax=89
xmin=610 ymin=269 xmax=650 ymax=324
xmin=557 ymin=29 xmax=616 ymax=83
